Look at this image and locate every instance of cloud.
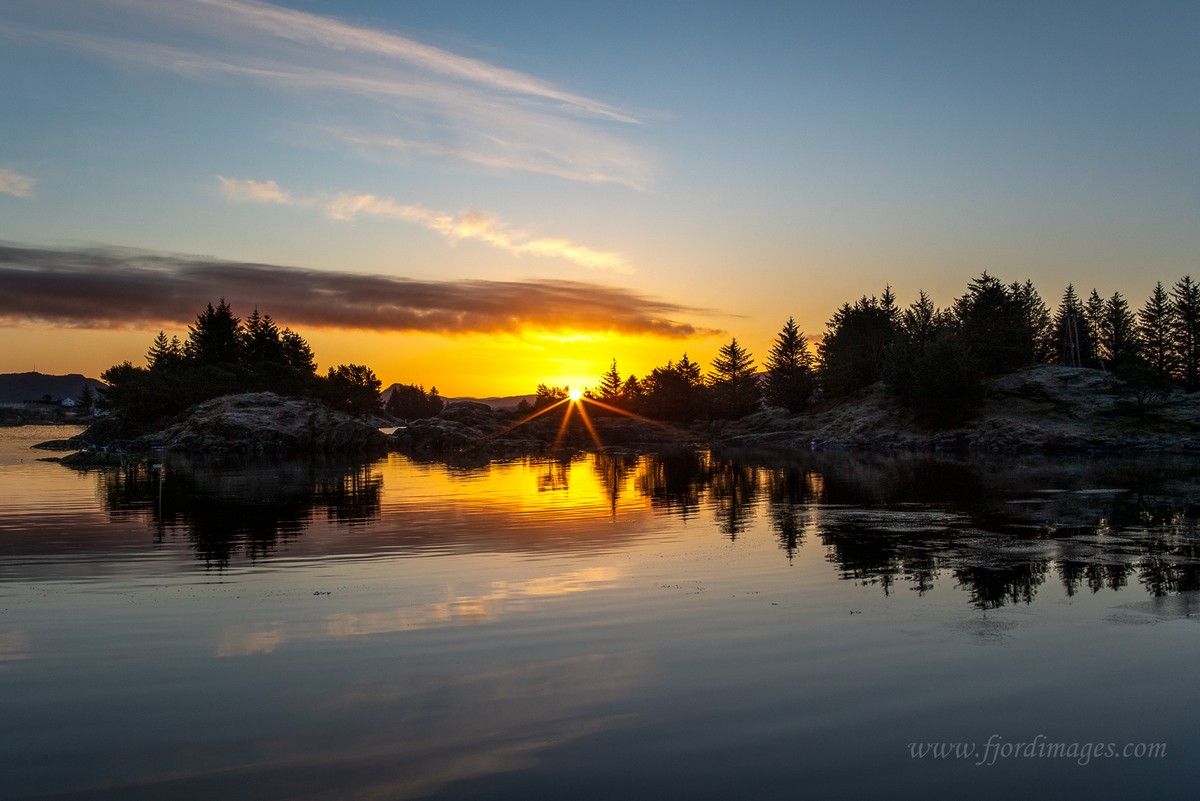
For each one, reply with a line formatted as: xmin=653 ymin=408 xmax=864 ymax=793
xmin=224 ymin=176 xmax=630 ymax=272
xmin=6 ymin=0 xmax=651 ymax=187
xmin=0 ymin=242 xmax=718 ymax=338
xmin=217 ymin=175 xmax=290 ymax=204
xmin=0 ymin=168 xmax=36 ymax=198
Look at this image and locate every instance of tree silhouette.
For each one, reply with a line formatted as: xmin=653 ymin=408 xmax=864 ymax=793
xmin=953 ymin=272 xmax=1034 ymax=375
xmin=1098 ymin=292 xmax=1139 ymax=368
xmin=186 ymin=299 xmax=242 ymax=365
xmin=709 ymin=337 xmax=759 ymax=419
xmin=818 ymin=293 xmax=896 ymax=398
xmin=597 ymin=359 xmax=623 ymax=400
xmin=764 ymin=317 xmax=814 ymax=412
xmin=1170 ymin=275 xmax=1200 ymax=390
xmin=1139 ymin=281 xmax=1175 ymax=378
xmin=321 ymin=364 xmax=382 ymax=417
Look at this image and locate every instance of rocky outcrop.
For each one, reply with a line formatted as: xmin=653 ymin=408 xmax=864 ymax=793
xmin=717 ymin=365 xmax=1200 ymax=453
xmin=133 ymin=392 xmax=388 ymax=454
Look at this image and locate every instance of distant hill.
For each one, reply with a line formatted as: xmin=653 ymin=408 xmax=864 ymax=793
xmin=380 ymin=383 xmax=534 ymax=411
xmin=0 ymin=372 xmax=106 ymax=404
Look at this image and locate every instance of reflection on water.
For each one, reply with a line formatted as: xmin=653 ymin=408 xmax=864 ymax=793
xmin=10 ymin=440 xmax=1198 ymax=609
xmin=98 ymin=457 xmax=382 ymax=568
xmin=3 ymin=427 xmax=1200 ymax=800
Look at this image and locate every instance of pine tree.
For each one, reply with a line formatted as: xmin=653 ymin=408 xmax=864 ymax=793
xmin=186 ymin=299 xmax=242 ymax=365
xmin=1010 ymin=280 xmax=1055 ymax=363
xmin=146 ymin=330 xmax=184 ymax=370
xmin=243 ymin=307 xmax=285 ymax=366
xmin=280 ymin=328 xmax=317 ymax=377
xmin=764 ymin=317 xmax=814 ymax=412
xmin=1170 ymin=275 xmax=1200 ymax=390
xmin=953 ymin=272 xmax=1033 ymax=375
xmin=598 ymin=359 xmax=623 ymax=399
xmin=709 ymin=338 xmax=759 ymax=418
xmin=1100 ymin=292 xmax=1139 ymax=367
xmin=676 ymin=353 xmax=703 ymax=388
xmin=818 ymin=295 xmax=896 ymax=398
xmin=1138 ymin=282 xmax=1174 ymax=377
xmin=900 ymin=290 xmax=941 ymax=348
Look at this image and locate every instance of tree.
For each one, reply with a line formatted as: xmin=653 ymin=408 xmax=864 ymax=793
xmin=1170 ymin=275 xmax=1200 ymax=390
xmin=242 ymin=307 xmax=285 ymax=366
xmin=280 ymin=328 xmax=317 ymax=374
xmin=186 ymin=299 xmax=243 ymax=365
xmin=533 ymin=384 xmax=568 ymax=410
xmin=818 ymin=294 xmax=897 ymax=398
xmin=146 ymin=331 xmax=185 ymax=370
xmin=385 ymin=383 xmax=444 ymax=419
xmin=320 ymin=364 xmax=382 ymax=417
xmin=597 ymin=359 xmax=624 ymax=400
xmin=639 ymin=361 xmax=701 ymax=421
xmin=1099 ymin=292 xmax=1140 ymax=368
xmin=953 ymin=272 xmax=1034 ymax=375
xmin=888 ymin=333 xmax=982 ymax=428
xmin=1010 ymin=280 xmax=1055 ymax=363
xmin=1139 ymin=281 xmax=1174 ymax=377
xmin=709 ymin=338 xmax=760 ymax=419
xmin=764 ymin=317 xmax=814 ymax=413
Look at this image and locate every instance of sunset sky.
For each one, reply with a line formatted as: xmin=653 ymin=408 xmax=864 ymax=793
xmin=2 ymin=0 xmax=1197 ymax=396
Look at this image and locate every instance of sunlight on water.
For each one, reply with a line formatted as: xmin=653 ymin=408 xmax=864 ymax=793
xmin=1 ymin=427 xmax=1199 ymax=800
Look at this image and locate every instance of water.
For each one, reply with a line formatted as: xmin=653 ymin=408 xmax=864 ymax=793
xmin=1 ymin=425 xmax=1197 ymax=799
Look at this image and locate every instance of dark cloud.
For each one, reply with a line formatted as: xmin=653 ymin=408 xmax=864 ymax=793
xmin=0 ymin=243 xmax=719 ymax=337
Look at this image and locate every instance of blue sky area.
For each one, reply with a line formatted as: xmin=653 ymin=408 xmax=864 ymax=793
xmin=1 ymin=0 xmax=1197 ymax=393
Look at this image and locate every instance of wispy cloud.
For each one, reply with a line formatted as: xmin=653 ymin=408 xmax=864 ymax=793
xmin=0 ymin=168 xmax=36 ymax=198
xmin=222 ymin=176 xmax=630 ymax=272
xmin=217 ymin=176 xmax=291 ymax=204
xmin=6 ymin=0 xmax=650 ymax=187
xmin=0 ymin=242 xmax=718 ymax=338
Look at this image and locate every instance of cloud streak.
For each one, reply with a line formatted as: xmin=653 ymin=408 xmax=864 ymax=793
xmin=218 ymin=176 xmax=630 ymax=272
xmin=5 ymin=0 xmax=650 ymax=187
xmin=0 ymin=168 xmax=36 ymax=198
xmin=0 ymin=243 xmax=717 ymax=338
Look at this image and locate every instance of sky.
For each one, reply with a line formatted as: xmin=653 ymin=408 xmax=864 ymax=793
xmin=1 ymin=0 xmax=1197 ymax=396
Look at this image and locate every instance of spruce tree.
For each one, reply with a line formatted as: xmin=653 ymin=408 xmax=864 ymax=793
xmin=598 ymin=359 xmax=623 ymax=399
xmin=709 ymin=338 xmax=759 ymax=418
xmin=764 ymin=317 xmax=814 ymax=412
xmin=186 ymin=299 xmax=242 ymax=365
xmin=953 ymin=272 xmax=1032 ymax=374
xmin=1100 ymin=292 xmax=1139 ymax=367
xmin=1011 ymin=280 xmax=1055 ymax=363
xmin=1139 ymin=282 xmax=1174 ymax=377
xmin=1170 ymin=275 xmax=1200 ymax=390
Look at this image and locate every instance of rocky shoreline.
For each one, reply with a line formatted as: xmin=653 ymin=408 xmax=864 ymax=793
xmin=40 ymin=366 xmax=1200 ymax=465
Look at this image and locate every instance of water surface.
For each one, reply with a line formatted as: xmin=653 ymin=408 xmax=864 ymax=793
xmin=1 ymin=426 xmax=1196 ymax=799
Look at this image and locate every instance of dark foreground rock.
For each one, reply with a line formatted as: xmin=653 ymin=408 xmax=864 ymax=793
xmin=717 ymin=365 xmax=1200 ymax=453
xmin=69 ymin=393 xmax=388 ymax=457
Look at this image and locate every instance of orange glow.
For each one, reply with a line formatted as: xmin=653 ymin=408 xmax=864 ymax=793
xmin=568 ymin=387 xmax=583 ymax=401
xmin=0 ymin=323 xmax=735 ymax=399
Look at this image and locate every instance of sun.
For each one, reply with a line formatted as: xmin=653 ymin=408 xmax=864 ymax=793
xmin=568 ymin=387 xmax=584 ymax=401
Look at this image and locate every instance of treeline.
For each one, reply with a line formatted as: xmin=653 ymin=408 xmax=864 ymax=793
xmin=101 ymin=300 xmax=383 ymax=427
xmin=561 ymin=273 xmax=1200 ymax=427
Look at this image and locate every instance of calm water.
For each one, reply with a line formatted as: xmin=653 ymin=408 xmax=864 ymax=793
xmin=1 ymin=425 xmax=1198 ymax=799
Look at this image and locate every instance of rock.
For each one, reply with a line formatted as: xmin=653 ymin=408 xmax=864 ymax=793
xmin=136 ymin=392 xmax=388 ymax=454
xmin=712 ymin=365 xmax=1200 ymax=454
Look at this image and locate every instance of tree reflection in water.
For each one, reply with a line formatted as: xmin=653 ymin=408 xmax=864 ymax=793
xmin=90 ymin=447 xmax=1200 ymax=607
xmin=98 ymin=456 xmax=382 ymax=568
